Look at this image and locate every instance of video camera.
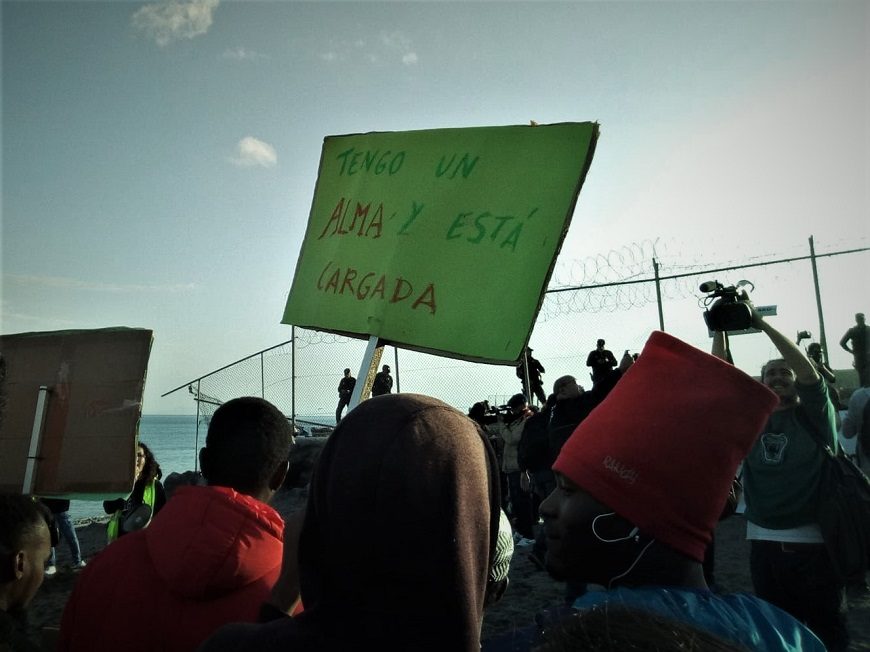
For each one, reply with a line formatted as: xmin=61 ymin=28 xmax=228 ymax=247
xmin=469 ymin=400 xmax=512 ymax=426
xmin=700 ymin=280 xmax=755 ymax=332
xmin=486 ymin=402 xmax=513 ymax=418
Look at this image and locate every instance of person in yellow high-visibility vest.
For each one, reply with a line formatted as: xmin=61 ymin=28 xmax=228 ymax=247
xmin=104 ymin=442 xmax=166 ymax=542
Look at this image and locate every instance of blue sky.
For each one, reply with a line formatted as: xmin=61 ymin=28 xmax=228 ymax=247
xmin=2 ymin=0 xmax=868 ymax=415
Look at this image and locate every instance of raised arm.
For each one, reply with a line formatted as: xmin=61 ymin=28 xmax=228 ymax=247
xmin=814 ymin=360 xmax=836 ymax=385
xmin=753 ymin=305 xmax=819 ymax=385
xmin=840 ymin=330 xmax=853 ymax=353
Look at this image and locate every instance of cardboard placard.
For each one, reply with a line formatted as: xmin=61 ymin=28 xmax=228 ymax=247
xmin=282 ymin=122 xmax=599 ymax=364
xmin=0 ymin=328 xmax=152 ymax=495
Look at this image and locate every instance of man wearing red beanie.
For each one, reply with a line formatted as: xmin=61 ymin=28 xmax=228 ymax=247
xmin=533 ymin=331 xmax=826 ymax=652
xmin=728 ymin=305 xmax=849 ymax=651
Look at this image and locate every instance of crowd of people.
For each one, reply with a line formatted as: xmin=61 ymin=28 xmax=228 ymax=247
xmin=2 ymin=307 xmax=868 ymax=651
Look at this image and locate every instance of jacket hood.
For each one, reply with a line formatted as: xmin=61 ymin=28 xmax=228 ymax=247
xmin=145 ymin=485 xmax=284 ymax=600
xmin=296 ymin=393 xmax=501 ymax=651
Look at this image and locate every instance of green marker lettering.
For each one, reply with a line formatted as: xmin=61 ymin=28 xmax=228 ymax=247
xmin=335 ymin=148 xmax=354 ymax=175
xmin=447 ymin=212 xmax=472 ymax=240
xmin=347 ymin=151 xmax=364 ymax=175
xmin=500 ymin=223 xmax=522 ymax=251
xmin=363 ymin=150 xmax=379 ymax=172
xmin=489 ymin=215 xmax=513 ymax=241
xmin=435 ymin=153 xmax=479 ymax=179
xmin=398 ymin=201 xmax=425 ymax=235
xmin=468 ymin=212 xmax=490 ymax=244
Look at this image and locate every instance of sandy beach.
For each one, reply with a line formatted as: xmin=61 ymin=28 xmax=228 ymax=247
xmin=29 ymin=491 xmax=870 ymax=650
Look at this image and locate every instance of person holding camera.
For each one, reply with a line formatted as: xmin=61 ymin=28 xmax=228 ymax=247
xmin=806 ymin=342 xmax=842 ymax=410
xmin=493 ymin=394 xmax=536 ymax=541
xmin=713 ymin=302 xmax=849 ymax=651
xmin=585 ymin=339 xmax=617 ymax=387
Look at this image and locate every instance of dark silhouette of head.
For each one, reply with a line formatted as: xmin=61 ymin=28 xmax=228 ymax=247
xmin=508 ymin=393 xmax=526 ymax=408
xmin=296 ymin=393 xmax=501 ymax=651
xmin=199 ymin=397 xmax=292 ymax=502
xmin=468 ymin=401 xmax=488 ymax=426
xmin=553 ymin=375 xmax=582 ymax=400
xmin=0 ymin=495 xmax=52 ymax=611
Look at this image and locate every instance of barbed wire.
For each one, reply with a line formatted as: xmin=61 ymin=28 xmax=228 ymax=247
xmin=539 ymin=239 xmax=870 ymax=320
xmin=167 ymin=238 xmax=868 ymax=423
xmin=292 ymin=330 xmax=357 ymax=350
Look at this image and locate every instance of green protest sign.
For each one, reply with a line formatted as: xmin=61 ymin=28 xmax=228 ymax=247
xmin=282 ymin=122 xmax=599 ymax=364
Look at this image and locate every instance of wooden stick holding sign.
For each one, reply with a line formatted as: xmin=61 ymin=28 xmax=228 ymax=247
xmin=348 ymin=335 xmax=385 ymax=410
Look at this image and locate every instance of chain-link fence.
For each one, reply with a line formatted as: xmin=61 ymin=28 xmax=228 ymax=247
xmin=164 ymin=238 xmax=869 ymax=444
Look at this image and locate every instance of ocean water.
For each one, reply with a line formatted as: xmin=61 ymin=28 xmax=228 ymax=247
xmin=67 ymin=413 xmax=328 ymax=523
xmin=67 ymin=415 xmax=200 ymax=523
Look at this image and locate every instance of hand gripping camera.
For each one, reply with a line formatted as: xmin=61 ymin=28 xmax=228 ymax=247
xmin=700 ymin=280 xmax=755 ymax=332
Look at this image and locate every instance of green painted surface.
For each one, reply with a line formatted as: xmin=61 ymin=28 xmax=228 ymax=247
xmin=282 ymin=122 xmax=599 ymax=363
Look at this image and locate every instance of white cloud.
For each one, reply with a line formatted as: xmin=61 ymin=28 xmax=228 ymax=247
xmin=317 ymin=31 xmax=418 ymax=66
xmin=221 ymin=46 xmax=268 ymax=61
xmin=230 ymin=136 xmax=277 ymax=168
xmin=380 ymin=31 xmax=411 ymax=51
xmin=381 ymin=31 xmax=418 ymax=65
xmin=132 ymin=0 xmax=219 ymax=48
xmin=0 ymin=300 xmax=82 ymax=329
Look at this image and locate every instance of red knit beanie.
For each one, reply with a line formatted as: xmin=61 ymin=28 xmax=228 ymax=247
xmin=552 ymin=331 xmax=778 ymax=562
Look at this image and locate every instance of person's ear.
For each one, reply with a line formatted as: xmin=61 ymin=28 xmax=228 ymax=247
xmin=198 ymin=448 xmax=209 ymax=481
xmin=269 ymin=460 xmax=289 ymax=492
xmin=0 ymin=551 xmax=21 ymax=583
xmin=15 ymin=549 xmax=26 ymax=580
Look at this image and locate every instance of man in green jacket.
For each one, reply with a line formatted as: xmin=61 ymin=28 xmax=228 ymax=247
xmin=716 ymin=304 xmax=848 ymax=651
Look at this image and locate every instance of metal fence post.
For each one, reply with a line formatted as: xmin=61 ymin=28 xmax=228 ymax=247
xmin=653 ymin=258 xmax=665 ymax=331
xmin=194 ymin=380 xmax=201 ymax=472
xmin=291 ymin=326 xmax=296 ymax=430
xmin=808 ymin=236 xmax=830 ymax=362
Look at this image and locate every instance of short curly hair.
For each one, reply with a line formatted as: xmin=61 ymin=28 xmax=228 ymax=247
xmin=0 ymin=495 xmax=50 ymax=575
xmin=203 ymin=397 xmax=294 ymax=494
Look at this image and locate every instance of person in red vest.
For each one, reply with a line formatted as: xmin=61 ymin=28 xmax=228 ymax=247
xmin=59 ymin=397 xmax=298 ymax=652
